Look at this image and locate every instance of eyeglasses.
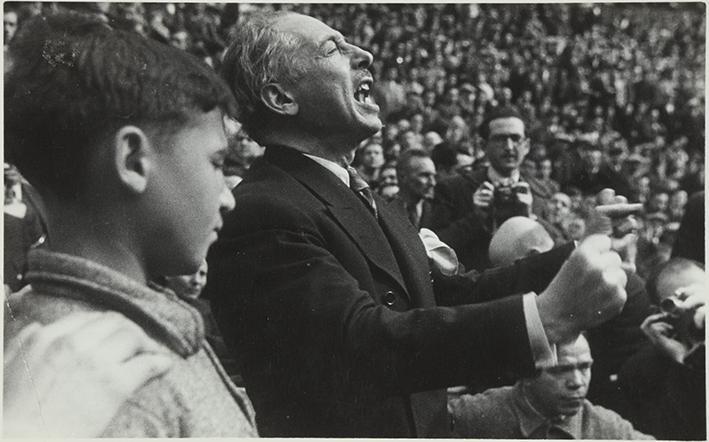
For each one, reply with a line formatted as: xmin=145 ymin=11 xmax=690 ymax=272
xmin=489 ymin=133 xmax=525 ymax=145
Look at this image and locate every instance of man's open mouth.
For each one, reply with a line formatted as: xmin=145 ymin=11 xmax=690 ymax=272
xmin=355 ymin=80 xmax=373 ymax=104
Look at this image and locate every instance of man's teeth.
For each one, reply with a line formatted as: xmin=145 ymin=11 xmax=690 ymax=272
xmin=355 ymin=83 xmax=372 ymax=103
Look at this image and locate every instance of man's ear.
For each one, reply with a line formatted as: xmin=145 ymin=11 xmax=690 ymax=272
xmin=260 ymin=83 xmax=299 ymax=116
xmin=113 ymin=126 xmax=152 ymax=194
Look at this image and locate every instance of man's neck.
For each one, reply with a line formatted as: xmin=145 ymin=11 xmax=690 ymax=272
xmin=262 ymin=131 xmax=358 ymax=168
xmin=399 ymin=189 xmax=422 ymax=208
xmin=488 ymin=166 xmax=520 ymax=184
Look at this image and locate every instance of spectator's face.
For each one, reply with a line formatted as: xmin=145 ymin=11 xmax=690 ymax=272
xmin=567 ymin=217 xmax=586 ymax=241
xmin=379 ymin=167 xmax=398 ymax=187
xmin=583 ymin=148 xmax=603 ymax=170
xmin=410 ymin=114 xmax=424 ymax=133
xmin=4 ymin=11 xmax=18 ymax=42
xmin=485 ymin=117 xmax=529 ymax=176
xmin=548 ymin=192 xmax=571 ymax=223
xmin=400 ymin=157 xmax=436 ymax=200
xmin=525 ymin=337 xmax=593 ymax=418
xmin=669 ymin=191 xmax=688 ymax=217
xmin=361 ymin=143 xmax=384 ymax=169
xmin=166 ymin=260 xmax=208 ymax=299
xmin=400 ymin=131 xmax=419 ymax=149
xmin=170 ymin=31 xmax=189 ymax=51
xmin=147 ymin=109 xmax=235 ymax=275
xmin=275 ymin=14 xmax=381 ymax=145
xmin=521 ymin=158 xmax=536 ymax=177
xmin=539 ymin=159 xmax=553 ymax=179
xmin=235 ymin=130 xmax=264 ymax=162
xmin=423 ymin=132 xmax=442 ymax=150
xmin=649 ymin=193 xmax=669 ymax=213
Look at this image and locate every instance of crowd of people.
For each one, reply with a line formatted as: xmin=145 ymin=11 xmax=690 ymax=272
xmin=3 ymin=2 xmax=706 ymax=440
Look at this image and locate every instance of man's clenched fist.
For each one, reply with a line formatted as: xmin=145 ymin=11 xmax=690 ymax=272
xmin=536 ymin=234 xmax=628 ymax=344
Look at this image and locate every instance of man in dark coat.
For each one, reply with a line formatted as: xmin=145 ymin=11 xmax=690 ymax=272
xmin=429 ymin=107 xmax=553 ymax=270
xmin=207 ymin=11 xmax=629 ymax=438
xmin=391 ymin=149 xmax=436 ymax=229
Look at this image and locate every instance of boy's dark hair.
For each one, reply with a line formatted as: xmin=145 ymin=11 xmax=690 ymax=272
xmin=5 ymin=12 xmax=236 ymax=199
xmin=478 ymin=105 xmax=525 ymax=141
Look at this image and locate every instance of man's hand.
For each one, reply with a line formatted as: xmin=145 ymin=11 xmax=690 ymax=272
xmin=641 ymin=312 xmax=689 ymax=363
xmin=513 ymin=182 xmax=533 ymax=216
xmin=585 ymin=188 xmax=642 ymax=273
xmin=536 ymin=234 xmax=628 ymax=344
xmin=3 ymin=312 xmax=174 ymax=437
xmin=472 ymin=181 xmax=494 ymax=209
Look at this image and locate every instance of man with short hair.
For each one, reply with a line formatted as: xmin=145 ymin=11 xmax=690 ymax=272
xmin=4 ymin=12 xmax=256 ymax=437
xmin=209 ymin=11 xmax=629 ymax=438
xmin=431 ymin=106 xmax=552 ymax=270
xmin=393 ymin=149 xmax=436 ymax=229
xmin=449 ymin=335 xmax=652 ymax=439
xmin=619 ymin=258 xmax=706 ymax=440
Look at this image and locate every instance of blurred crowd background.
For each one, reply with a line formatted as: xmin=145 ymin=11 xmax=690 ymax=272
xmin=5 ymin=2 xmax=704 ymax=284
xmin=3 ymin=2 xmax=706 ymax=439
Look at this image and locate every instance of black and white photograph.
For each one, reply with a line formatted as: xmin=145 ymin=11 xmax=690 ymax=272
xmin=3 ymin=2 xmax=706 ymax=438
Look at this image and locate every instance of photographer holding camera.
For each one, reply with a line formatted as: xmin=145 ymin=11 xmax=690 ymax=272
xmin=618 ymin=257 xmax=706 ymax=440
xmin=431 ymin=106 xmax=553 ymax=271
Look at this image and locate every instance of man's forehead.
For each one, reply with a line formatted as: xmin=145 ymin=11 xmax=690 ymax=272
xmin=489 ymin=117 xmax=525 ymax=135
xmin=557 ymin=340 xmax=592 ymax=363
xmin=273 ymin=13 xmax=337 ymax=40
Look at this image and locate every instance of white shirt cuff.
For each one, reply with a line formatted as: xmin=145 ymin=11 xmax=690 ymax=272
xmin=523 ymin=292 xmax=557 ymax=368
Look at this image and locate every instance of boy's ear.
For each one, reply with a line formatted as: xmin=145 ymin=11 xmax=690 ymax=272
xmin=113 ymin=126 xmax=152 ymax=194
xmin=260 ymin=83 xmax=299 ymax=116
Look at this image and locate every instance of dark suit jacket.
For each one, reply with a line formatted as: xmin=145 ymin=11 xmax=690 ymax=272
xmin=388 ymin=196 xmax=434 ymax=229
xmin=205 ymin=146 xmax=573 ymax=437
xmin=429 ymin=168 xmax=553 ymax=270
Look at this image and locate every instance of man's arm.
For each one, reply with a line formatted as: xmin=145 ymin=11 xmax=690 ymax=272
xmin=206 ymin=195 xmax=537 ymax=395
xmin=433 ymin=242 xmax=575 ymax=306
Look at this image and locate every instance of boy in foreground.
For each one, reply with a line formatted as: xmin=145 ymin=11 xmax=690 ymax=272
xmin=4 ymin=12 xmax=257 ymax=437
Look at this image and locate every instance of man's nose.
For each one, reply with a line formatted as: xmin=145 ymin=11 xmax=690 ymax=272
xmin=565 ymin=369 xmax=584 ymax=389
xmin=350 ymin=43 xmax=373 ymax=70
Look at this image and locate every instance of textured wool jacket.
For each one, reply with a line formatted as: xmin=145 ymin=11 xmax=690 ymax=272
xmin=5 ymin=249 xmax=258 ymax=437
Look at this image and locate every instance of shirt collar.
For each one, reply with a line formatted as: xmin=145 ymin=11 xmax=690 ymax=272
xmin=487 ymin=167 xmax=520 ymax=187
xmin=303 ymin=153 xmax=350 ymax=187
xmin=513 ymin=382 xmax=581 ymax=439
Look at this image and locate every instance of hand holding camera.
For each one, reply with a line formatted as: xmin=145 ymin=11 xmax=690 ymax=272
xmin=473 ymin=180 xmax=532 ymax=224
xmin=643 ymin=285 xmax=706 ymax=364
xmin=472 ymin=181 xmax=495 ymax=209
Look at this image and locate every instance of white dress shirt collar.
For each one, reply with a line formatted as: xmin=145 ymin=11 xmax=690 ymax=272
xmin=303 ymin=153 xmax=350 ymax=187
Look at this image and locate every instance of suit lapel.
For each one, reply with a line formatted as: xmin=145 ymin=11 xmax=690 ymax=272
xmin=378 ymin=197 xmax=435 ymax=308
xmin=265 ymin=146 xmax=409 ymax=295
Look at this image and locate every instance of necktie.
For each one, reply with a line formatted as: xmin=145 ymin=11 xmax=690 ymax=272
xmin=406 ymin=202 xmax=420 ymax=228
xmin=347 ymin=166 xmax=378 ymax=218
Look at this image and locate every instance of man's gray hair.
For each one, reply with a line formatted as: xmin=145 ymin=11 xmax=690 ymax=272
xmin=221 ymin=11 xmax=310 ymax=142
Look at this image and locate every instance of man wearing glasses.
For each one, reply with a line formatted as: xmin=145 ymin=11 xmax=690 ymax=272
xmin=431 ymin=106 xmax=552 ymax=271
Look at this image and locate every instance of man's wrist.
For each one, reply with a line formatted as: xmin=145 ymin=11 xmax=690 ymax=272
xmin=535 ymin=293 xmax=571 ymax=345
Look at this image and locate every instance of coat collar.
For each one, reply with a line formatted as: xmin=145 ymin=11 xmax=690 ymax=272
xmin=264 ymin=146 xmax=411 ymax=296
xmin=24 ymin=249 xmax=205 ymax=357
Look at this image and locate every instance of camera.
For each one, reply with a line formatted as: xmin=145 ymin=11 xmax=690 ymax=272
xmin=659 ymin=295 xmax=704 ymax=344
xmin=491 ymin=183 xmax=529 ymax=225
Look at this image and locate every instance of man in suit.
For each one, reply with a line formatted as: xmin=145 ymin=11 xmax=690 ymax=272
xmin=430 ymin=106 xmax=553 ymax=270
xmin=393 ymin=149 xmax=436 ymax=229
xmin=208 ymin=11 xmax=629 ymax=438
